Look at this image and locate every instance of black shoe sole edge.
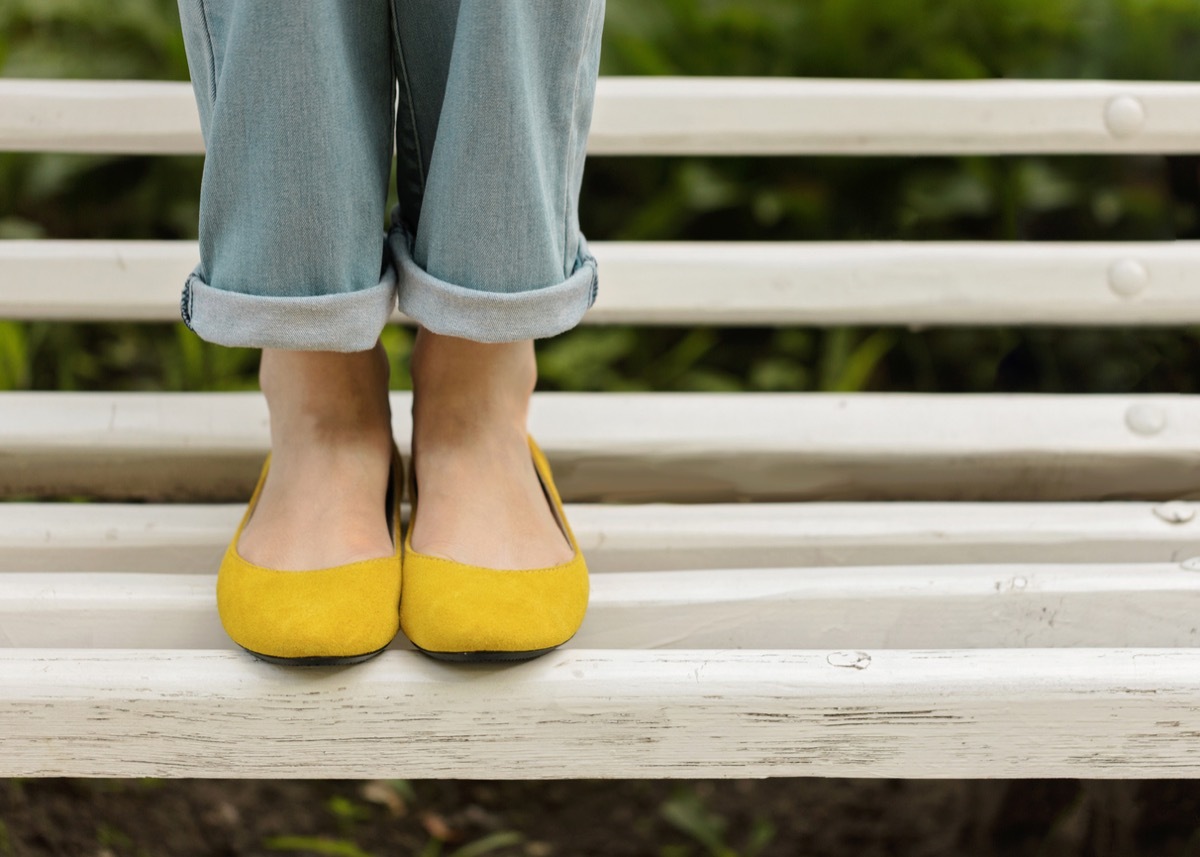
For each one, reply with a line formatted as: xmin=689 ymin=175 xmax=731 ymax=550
xmin=239 ymin=635 xmax=574 ymax=665
xmin=412 ymin=644 xmax=558 ymax=663
xmin=237 ymin=642 xmax=391 ymax=666
xmin=411 ymin=631 xmax=577 ymax=663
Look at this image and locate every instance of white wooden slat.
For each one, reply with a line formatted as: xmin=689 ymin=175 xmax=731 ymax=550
xmin=0 ymin=80 xmax=199 ymax=155
xmin=3 ymin=563 xmax=1199 ymax=650
xmin=3 ymin=647 xmax=1200 ymax=778
xmin=6 ymin=240 xmax=1200 ymax=325
xmin=592 ymin=77 xmax=1200 ymax=155
xmin=5 ymin=78 xmax=1200 ymax=155
xmin=3 ymin=502 xmax=1199 ymax=573
xmin=0 ymin=574 xmax=221 ymax=649
xmin=0 ymin=391 xmax=1198 ymax=501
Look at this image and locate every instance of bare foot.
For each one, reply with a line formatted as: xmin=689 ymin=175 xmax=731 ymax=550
xmin=408 ymin=327 xmax=574 ymax=570
xmin=236 ymin=341 xmax=396 ymax=571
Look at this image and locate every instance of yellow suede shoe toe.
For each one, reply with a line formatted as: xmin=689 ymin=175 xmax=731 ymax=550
xmin=216 ymin=441 xmax=404 ymax=665
xmin=400 ymin=434 xmax=589 ymax=662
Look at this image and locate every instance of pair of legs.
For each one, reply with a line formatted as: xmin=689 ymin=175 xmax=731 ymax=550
xmin=177 ymin=0 xmax=604 ymax=570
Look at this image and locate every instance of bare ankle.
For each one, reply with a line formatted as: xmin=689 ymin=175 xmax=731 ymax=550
xmin=258 ymin=342 xmax=394 ymax=453
xmin=410 ymin=328 xmax=537 ymax=430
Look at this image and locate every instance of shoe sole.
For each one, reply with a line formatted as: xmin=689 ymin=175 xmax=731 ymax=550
xmin=410 ymin=632 xmax=576 ymax=663
xmin=412 ymin=644 xmax=558 ymax=663
xmin=238 ymin=642 xmax=391 ymax=666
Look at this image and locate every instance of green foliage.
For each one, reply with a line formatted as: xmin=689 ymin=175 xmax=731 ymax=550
xmin=264 ymin=836 xmax=375 ymax=857
xmin=326 ymin=795 xmax=373 ymax=838
xmin=3 ymin=0 xmax=1200 ymax=394
xmin=419 ymin=831 xmax=525 ymax=857
xmin=659 ymin=789 xmax=775 ymax=857
xmin=387 ymin=779 xmax=417 ymax=803
xmin=96 ymin=821 xmax=134 ymax=850
xmin=0 ymin=0 xmax=188 ymax=80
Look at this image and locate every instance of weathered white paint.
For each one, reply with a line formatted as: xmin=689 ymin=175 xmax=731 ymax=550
xmin=8 ymin=72 xmax=1200 ymax=785
xmin=1 ymin=391 xmax=1198 ymax=501
xmin=3 ymin=501 xmax=1199 ymax=573
xmin=3 ymin=563 xmax=1200 ymax=650
xmin=3 ymin=648 xmax=1200 ymax=778
xmin=6 ymin=78 xmax=1200 ymax=155
xmin=8 ymin=240 xmax=1200 ymax=325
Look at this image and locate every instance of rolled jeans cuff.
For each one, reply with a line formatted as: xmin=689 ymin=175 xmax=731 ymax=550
xmin=180 ymin=264 xmax=398 ymax=353
xmin=388 ymin=225 xmax=598 ymax=343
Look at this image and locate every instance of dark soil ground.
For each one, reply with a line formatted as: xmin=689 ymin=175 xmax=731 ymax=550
xmin=2 ymin=778 xmax=1199 ymax=857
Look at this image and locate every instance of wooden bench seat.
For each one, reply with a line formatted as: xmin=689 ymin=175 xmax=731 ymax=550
xmin=1 ymin=391 xmax=1198 ymax=501
xmin=3 ymin=76 xmax=1200 ymax=780
xmin=5 ymin=648 xmax=1200 ymax=778
xmin=5 ymin=499 xmax=1199 ymax=573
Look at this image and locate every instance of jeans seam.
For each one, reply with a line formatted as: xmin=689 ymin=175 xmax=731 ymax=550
xmin=196 ymin=0 xmax=218 ymax=104
xmin=389 ymin=5 xmax=427 ymax=229
xmin=561 ymin=0 xmax=602 ymax=280
xmin=180 ymin=278 xmax=195 ymax=331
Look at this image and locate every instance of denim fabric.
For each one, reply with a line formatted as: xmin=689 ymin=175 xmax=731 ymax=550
xmin=177 ymin=0 xmax=604 ymax=351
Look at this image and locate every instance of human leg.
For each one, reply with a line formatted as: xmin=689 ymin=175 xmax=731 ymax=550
xmin=177 ymin=0 xmax=398 ymax=570
xmin=178 ymin=0 xmax=397 ymax=353
xmin=389 ymin=0 xmax=605 ymax=570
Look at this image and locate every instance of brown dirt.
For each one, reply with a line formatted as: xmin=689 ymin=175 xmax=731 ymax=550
xmin=2 ymin=778 xmax=1200 ymax=857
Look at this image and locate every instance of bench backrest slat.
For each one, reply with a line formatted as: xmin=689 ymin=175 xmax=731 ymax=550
xmin=3 ymin=239 xmax=1200 ymax=325
xmin=3 ymin=78 xmax=1200 ymax=156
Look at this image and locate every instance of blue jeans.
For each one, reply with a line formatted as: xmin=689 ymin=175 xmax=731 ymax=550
xmin=177 ymin=0 xmax=605 ymax=351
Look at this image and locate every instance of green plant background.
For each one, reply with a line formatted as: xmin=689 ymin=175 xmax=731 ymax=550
xmin=3 ymin=4 xmax=1200 ymax=854
xmin=2 ymin=0 xmax=1200 ymax=396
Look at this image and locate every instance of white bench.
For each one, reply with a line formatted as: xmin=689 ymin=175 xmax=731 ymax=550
xmin=2 ymin=77 xmax=1200 ymax=779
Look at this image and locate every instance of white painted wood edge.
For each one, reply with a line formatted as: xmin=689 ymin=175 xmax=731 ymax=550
xmin=4 ymin=78 xmax=1200 ymax=155
xmin=593 ymin=77 xmax=1200 ymax=154
xmin=7 ymin=240 xmax=1200 ymax=325
xmin=3 ymin=563 xmax=1199 ymax=651
xmin=3 ymin=648 xmax=1200 ymax=778
xmin=1 ymin=391 xmax=1198 ymax=501
xmin=3 ymin=501 xmax=1199 ymax=573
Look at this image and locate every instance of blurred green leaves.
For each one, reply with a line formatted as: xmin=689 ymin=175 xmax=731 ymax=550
xmin=0 ymin=0 xmax=188 ymax=80
xmin=660 ymin=788 xmax=775 ymax=857
xmin=2 ymin=0 xmax=1200 ymax=395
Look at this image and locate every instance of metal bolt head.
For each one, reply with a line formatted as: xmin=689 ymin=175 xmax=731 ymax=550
xmin=1181 ymin=557 xmax=1200 ymax=572
xmin=1125 ymin=404 xmax=1167 ymax=436
xmin=1105 ymin=95 xmax=1146 ymax=139
xmin=1108 ymin=259 xmax=1149 ymax=298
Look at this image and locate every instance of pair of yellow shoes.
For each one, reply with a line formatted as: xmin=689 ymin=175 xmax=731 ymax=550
xmin=215 ymin=435 xmax=588 ymax=665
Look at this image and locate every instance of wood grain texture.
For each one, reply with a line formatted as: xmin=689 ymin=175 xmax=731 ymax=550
xmin=5 ymin=78 xmax=1200 ymax=155
xmin=1 ymin=391 xmax=1198 ymax=501
xmin=5 ymin=240 xmax=1200 ymax=325
xmin=4 ymin=501 xmax=1198 ymax=573
xmin=3 ymin=648 xmax=1200 ymax=778
xmin=8 ymin=72 xmax=1200 ymax=784
xmin=3 ymin=563 xmax=1200 ymax=650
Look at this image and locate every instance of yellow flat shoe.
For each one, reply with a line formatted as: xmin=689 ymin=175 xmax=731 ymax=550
xmin=400 ymin=434 xmax=589 ymax=662
xmin=216 ymin=441 xmax=404 ymax=666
